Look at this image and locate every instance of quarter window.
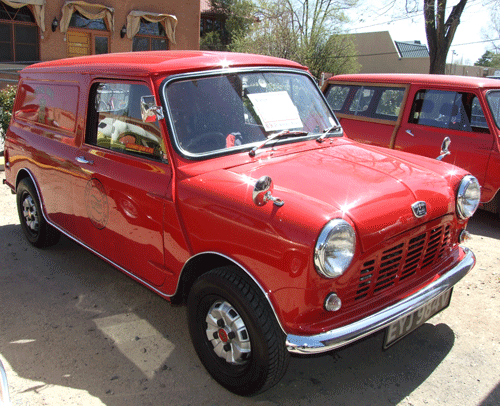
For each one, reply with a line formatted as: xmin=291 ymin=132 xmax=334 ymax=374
xmin=87 ymin=83 xmax=167 ymax=161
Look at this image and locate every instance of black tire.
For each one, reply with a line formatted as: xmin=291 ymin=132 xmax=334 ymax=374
xmin=187 ymin=266 xmax=289 ymax=396
xmin=16 ymin=178 xmax=60 ymax=248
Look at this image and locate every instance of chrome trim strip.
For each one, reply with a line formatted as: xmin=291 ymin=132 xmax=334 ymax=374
xmin=159 ymin=67 xmax=340 ymax=161
xmin=15 ymin=169 xmax=173 ymax=299
xmin=15 ymin=170 xmax=286 ymax=333
xmin=179 ymin=252 xmax=288 ymax=335
xmin=286 ymin=247 xmax=475 ymax=354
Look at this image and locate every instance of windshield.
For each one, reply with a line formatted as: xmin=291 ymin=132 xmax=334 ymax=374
xmin=164 ymin=70 xmax=338 ymax=156
xmin=486 ymin=91 xmax=500 ymax=129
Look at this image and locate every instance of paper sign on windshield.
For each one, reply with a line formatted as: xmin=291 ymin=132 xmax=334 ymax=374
xmin=247 ymin=91 xmax=303 ymax=132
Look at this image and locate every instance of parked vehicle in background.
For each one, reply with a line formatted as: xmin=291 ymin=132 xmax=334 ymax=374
xmin=3 ymin=52 xmax=478 ymax=395
xmin=323 ymin=74 xmax=500 ymax=214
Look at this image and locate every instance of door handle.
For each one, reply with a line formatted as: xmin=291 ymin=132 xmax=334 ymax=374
xmin=76 ymin=156 xmax=94 ymax=165
xmin=406 ymin=129 xmax=414 ymax=137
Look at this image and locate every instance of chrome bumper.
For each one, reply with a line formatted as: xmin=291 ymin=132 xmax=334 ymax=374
xmin=286 ymin=247 xmax=475 ymax=354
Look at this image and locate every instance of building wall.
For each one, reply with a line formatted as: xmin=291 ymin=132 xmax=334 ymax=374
xmin=41 ymin=0 xmax=200 ymax=61
xmin=351 ymin=31 xmax=429 ymax=74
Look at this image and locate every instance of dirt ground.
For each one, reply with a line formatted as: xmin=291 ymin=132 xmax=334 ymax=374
xmin=0 ymin=178 xmax=499 ymax=406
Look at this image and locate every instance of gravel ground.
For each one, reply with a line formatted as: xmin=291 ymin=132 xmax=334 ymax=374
xmin=0 ymin=176 xmax=499 ymax=406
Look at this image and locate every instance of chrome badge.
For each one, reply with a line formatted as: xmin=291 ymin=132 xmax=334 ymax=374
xmin=412 ymin=201 xmax=427 ymax=218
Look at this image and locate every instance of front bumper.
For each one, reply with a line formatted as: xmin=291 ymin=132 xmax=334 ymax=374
xmin=286 ymin=246 xmax=475 ymax=354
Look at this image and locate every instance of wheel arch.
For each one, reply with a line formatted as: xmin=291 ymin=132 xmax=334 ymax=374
xmin=172 ymin=252 xmax=286 ymax=334
xmin=15 ymin=168 xmax=47 ymax=216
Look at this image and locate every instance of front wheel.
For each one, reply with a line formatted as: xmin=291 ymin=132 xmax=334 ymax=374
xmin=16 ymin=178 xmax=60 ymax=248
xmin=187 ymin=267 xmax=289 ymax=396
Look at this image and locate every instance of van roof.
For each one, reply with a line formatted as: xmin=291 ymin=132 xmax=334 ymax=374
xmin=22 ymin=51 xmax=307 ymax=76
xmin=328 ymin=73 xmax=500 ymax=90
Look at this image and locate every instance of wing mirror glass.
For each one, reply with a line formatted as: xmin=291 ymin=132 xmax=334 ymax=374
xmin=140 ymin=95 xmax=164 ymax=123
xmin=437 ymin=137 xmax=451 ymax=161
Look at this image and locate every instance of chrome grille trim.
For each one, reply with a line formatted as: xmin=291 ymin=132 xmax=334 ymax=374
xmin=355 ymin=224 xmax=451 ymax=301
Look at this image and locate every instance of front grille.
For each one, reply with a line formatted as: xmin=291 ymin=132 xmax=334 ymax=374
xmin=353 ymin=224 xmax=451 ymax=302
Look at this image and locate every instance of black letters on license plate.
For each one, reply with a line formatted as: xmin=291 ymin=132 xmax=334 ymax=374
xmin=384 ymin=289 xmax=452 ymax=349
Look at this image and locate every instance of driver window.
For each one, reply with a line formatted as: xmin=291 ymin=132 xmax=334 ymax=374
xmin=409 ymin=89 xmax=488 ymax=134
xmin=87 ymin=82 xmax=167 ymax=161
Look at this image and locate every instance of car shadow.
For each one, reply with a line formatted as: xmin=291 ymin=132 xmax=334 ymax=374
xmin=467 ymin=209 xmax=500 ymax=239
xmin=0 ymin=223 xmax=455 ymax=406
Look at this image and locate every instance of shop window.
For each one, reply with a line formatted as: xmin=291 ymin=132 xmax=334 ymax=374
xmin=132 ymin=19 xmax=168 ymax=51
xmin=0 ymin=2 xmax=39 ymax=62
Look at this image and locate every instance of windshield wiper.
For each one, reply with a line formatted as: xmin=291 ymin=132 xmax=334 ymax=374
xmin=249 ymin=130 xmax=309 ymax=157
xmin=316 ymin=125 xmax=343 ymax=143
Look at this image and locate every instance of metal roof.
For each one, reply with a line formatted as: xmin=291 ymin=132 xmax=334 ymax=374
xmin=394 ymin=41 xmax=429 ymax=58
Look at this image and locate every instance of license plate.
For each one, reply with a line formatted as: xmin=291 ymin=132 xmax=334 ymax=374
xmin=384 ymin=289 xmax=452 ymax=349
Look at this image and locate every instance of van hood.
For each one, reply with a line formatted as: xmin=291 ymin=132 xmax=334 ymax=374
xmin=228 ymin=141 xmax=458 ymax=252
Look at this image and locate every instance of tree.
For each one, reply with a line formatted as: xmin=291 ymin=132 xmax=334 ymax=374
xmin=0 ymin=85 xmax=17 ymax=144
xmin=232 ymin=0 xmax=359 ymax=78
xmin=474 ymin=50 xmax=500 ymax=68
xmin=200 ymin=0 xmax=255 ymax=51
xmin=423 ymin=0 xmax=468 ymax=74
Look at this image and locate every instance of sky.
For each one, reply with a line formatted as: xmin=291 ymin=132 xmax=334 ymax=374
xmin=346 ymin=0 xmax=498 ymax=66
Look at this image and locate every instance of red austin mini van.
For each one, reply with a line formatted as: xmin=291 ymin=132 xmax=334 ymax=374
xmin=3 ymin=52 xmax=478 ymax=395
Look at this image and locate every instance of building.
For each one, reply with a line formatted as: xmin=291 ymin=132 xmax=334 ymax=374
xmin=348 ymin=31 xmax=498 ymax=77
xmin=0 ymin=0 xmax=201 ymax=87
xmin=350 ymin=31 xmax=430 ymax=74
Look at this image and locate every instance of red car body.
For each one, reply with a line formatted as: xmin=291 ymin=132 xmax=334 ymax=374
xmin=3 ymin=52 xmax=477 ymax=395
xmin=323 ymin=73 xmax=500 ymax=209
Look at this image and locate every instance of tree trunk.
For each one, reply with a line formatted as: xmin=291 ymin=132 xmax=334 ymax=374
xmin=424 ymin=0 xmax=468 ymax=74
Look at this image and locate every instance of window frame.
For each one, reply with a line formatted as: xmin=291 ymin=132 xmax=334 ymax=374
xmin=67 ymin=11 xmax=111 ymax=57
xmin=325 ymin=81 xmax=409 ymax=126
xmin=132 ymin=18 xmax=169 ymax=52
xmin=408 ymin=88 xmax=490 ymax=134
xmin=85 ymin=79 xmax=168 ymax=163
xmin=0 ymin=3 xmax=39 ymax=62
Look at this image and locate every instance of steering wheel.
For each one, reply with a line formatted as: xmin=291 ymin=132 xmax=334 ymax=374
xmin=184 ymin=132 xmax=227 ymax=153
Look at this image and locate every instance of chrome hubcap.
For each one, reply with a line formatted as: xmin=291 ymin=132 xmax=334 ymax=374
xmin=206 ymin=300 xmax=251 ymax=365
xmin=22 ymin=195 xmax=39 ymax=233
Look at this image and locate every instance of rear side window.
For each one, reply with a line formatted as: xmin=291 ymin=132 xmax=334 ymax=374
xmin=324 ymin=84 xmax=405 ymax=122
xmin=14 ymin=81 xmax=79 ymax=133
xmin=86 ymin=82 xmax=167 ymax=161
xmin=409 ymin=89 xmax=489 ymax=134
xmin=325 ymin=85 xmax=350 ymax=111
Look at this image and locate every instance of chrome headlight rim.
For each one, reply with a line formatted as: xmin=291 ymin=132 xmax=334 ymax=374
xmin=314 ymin=219 xmax=356 ymax=279
xmin=456 ymin=175 xmax=481 ymax=219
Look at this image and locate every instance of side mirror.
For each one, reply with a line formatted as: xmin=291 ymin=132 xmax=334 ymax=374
xmin=437 ymin=137 xmax=451 ymax=161
xmin=140 ymin=95 xmax=164 ymax=123
xmin=253 ymin=176 xmax=284 ymax=207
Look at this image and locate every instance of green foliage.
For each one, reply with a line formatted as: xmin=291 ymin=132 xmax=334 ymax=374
xmin=475 ymin=50 xmax=500 ymax=68
xmin=200 ymin=0 xmax=255 ymax=51
xmin=231 ymin=0 xmax=359 ymax=79
xmin=0 ymin=84 xmax=17 ymax=139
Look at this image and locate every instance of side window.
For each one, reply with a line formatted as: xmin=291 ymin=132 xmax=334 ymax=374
xmin=325 ymin=85 xmax=350 ymax=111
xmin=373 ymin=88 xmax=405 ymax=121
xmin=409 ymin=89 xmax=487 ymax=133
xmin=349 ymin=87 xmax=375 ymax=116
xmin=87 ymin=82 xmax=167 ymax=161
xmin=470 ymin=96 xmax=489 ymax=132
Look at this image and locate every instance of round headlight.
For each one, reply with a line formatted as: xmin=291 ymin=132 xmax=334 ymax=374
xmin=456 ymin=175 xmax=481 ymax=219
xmin=314 ymin=219 xmax=356 ymax=278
